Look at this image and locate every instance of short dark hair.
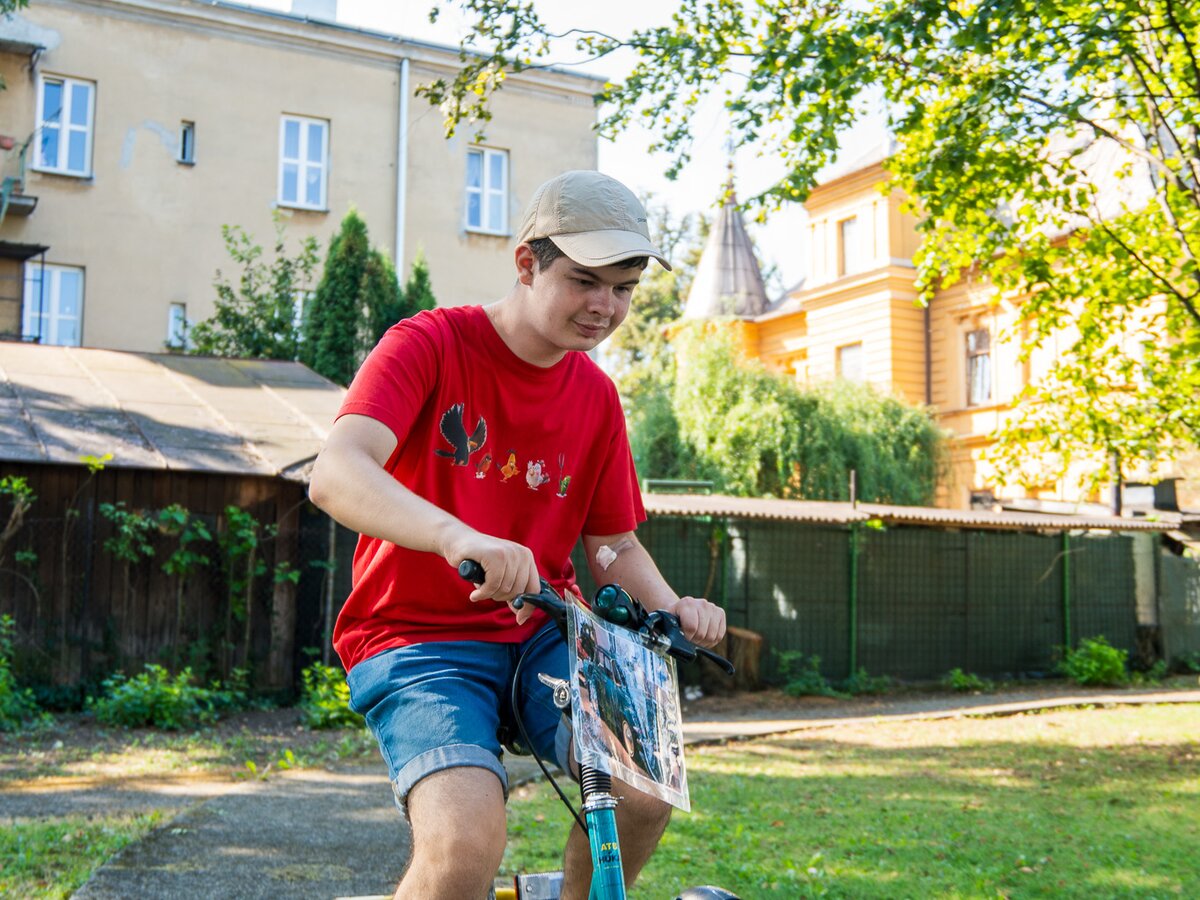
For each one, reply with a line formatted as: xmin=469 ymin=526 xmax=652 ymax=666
xmin=527 ymin=237 xmax=647 ymax=272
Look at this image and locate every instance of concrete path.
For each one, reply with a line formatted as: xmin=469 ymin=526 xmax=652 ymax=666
xmin=72 ymin=688 xmax=1200 ymax=899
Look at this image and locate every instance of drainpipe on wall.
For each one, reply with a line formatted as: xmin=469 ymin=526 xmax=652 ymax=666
xmin=394 ymin=57 xmax=410 ymax=275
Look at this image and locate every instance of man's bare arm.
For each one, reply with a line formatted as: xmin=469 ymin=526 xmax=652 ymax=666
xmin=581 ymin=531 xmax=726 ymax=648
xmin=308 ymin=414 xmax=539 ymax=611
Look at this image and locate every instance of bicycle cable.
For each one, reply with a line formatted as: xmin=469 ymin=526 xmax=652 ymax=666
xmin=510 ymin=624 xmax=588 ymax=835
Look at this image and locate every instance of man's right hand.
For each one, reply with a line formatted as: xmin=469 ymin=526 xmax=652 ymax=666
xmin=443 ymin=529 xmax=541 ymax=623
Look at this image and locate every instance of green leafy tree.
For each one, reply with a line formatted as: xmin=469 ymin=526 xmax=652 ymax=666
xmin=190 ymin=216 xmax=319 ymax=360
xmin=302 ymin=209 xmax=373 ymax=384
xmin=157 ymin=505 xmax=212 ymax=667
xmin=670 ymin=324 xmax=946 ymax=502
xmin=100 ymin=502 xmax=157 ymax=621
xmin=217 ymin=506 xmax=268 ymax=676
xmin=421 ymin=0 xmax=1200 ymax=493
xmin=401 ymin=248 xmax=438 ymax=319
xmin=607 ymin=200 xmax=703 ymax=481
xmin=363 ymin=248 xmax=404 ymax=348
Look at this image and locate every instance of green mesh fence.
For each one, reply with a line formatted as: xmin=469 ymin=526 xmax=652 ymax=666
xmin=567 ymin=514 xmax=1173 ymax=683
xmin=1160 ymin=552 xmax=1200 ymax=664
xmin=1070 ymin=533 xmax=1139 ymax=653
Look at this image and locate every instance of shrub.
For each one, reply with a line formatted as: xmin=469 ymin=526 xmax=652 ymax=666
xmin=942 ymin=668 xmax=995 ymax=693
xmin=776 ymin=652 xmax=843 ymax=698
xmin=1131 ymin=659 xmax=1169 ymax=686
xmin=839 ymin=668 xmax=893 ymax=695
xmin=87 ymin=665 xmax=248 ymax=730
xmin=0 ymin=615 xmax=45 ymax=732
xmin=1173 ymin=651 xmax=1200 ymax=675
xmin=1058 ymin=636 xmax=1128 ymax=687
xmin=298 ymin=663 xmax=363 ymax=729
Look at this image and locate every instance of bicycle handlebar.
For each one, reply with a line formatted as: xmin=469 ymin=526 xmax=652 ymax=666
xmin=456 ymin=559 xmax=734 ymax=675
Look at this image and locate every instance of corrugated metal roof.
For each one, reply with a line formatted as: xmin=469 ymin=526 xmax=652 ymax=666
xmin=643 ymin=493 xmax=1178 ymax=532
xmin=0 ymin=343 xmax=344 ymax=480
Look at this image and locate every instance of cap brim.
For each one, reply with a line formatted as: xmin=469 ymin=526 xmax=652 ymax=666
xmin=550 ymin=230 xmax=673 ymax=271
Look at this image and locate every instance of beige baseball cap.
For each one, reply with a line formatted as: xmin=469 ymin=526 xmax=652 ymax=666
xmin=516 ymin=170 xmax=672 ymax=271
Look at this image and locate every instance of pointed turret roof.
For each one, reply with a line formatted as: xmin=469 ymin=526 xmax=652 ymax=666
xmin=682 ymin=170 xmax=769 ymax=320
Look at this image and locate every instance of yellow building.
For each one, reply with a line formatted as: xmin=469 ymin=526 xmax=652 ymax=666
xmin=716 ymin=158 xmax=1196 ymax=511
xmin=0 ymin=0 xmax=600 ymax=353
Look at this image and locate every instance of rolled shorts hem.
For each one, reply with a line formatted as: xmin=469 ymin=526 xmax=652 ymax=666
xmin=392 ymin=743 xmax=509 ymax=818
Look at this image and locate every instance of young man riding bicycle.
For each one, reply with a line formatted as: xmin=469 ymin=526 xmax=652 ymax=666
xmin=308 ymin=170 xmax=727 ymax=900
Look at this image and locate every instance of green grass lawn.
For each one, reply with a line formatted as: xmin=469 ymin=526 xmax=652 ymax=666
xmin=503 ymin=704 xmax=1200 ymax=898
xmin=0 ymin=813 xmax=164 ymax=899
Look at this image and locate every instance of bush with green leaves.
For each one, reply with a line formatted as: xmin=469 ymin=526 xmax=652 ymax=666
xmin=1131 ymin=660 xmax=1170 ymax=686
xmin=0 ymin=615 xmax=45 ymax=731
xmin=839 ymin=668 xmax=893 ymax=696
xmin=942 ymin=668 xmax=995 ymax=693
xmin=669 ymin=325 xmax=947 ymax=501
xmin=298 ymin=663 xmax=363 ymax=729
xmin=1058 ymin=636 xmax=1129 ymax=687
xmin=1173 ymin=652 xmax=1200 ymax=675
xmin=776 ymin=652 xmax=841 ymax=698
xmin=87 ymin=665 xmax=248 ymax=730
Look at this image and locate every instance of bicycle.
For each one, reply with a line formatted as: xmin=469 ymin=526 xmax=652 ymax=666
xmin=458 ymin=560 xmax=741 ymax=900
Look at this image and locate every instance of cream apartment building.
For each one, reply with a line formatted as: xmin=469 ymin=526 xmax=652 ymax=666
xmin=739 ymin=154 xmax=1196 ymax=511
xmin=0 ymin=0 xmax=600 ymax=353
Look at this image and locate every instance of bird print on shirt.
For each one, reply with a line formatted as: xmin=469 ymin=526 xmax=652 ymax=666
xmin=434 ymin=403 xmax=486 ymax=466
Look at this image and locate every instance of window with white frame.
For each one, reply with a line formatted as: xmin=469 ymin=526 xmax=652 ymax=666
xmin=35 ymin=75 xmax=95 ymax=177
xmin=837 ymin=216 xmax=860 ymax=277
xmin=837 ymin=342 xmax=864 ymax=382
xmin=23 ymin=264 xmax=84 ymax=346
xmin=966 ymin=327 xmax=992 ymax=405
xmin=166 ymin=302 xmax=189 ymax=349
xmin=278 ymin=115 xmax=329 ymax=210
xmin=465 ymin=147 xmax=508 ymax=234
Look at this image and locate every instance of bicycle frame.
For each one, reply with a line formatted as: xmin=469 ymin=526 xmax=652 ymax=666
xmin=581 ymin=766 xmax=625 ymax=900
xmin=459 ymin=560 xmax=737 ymax=900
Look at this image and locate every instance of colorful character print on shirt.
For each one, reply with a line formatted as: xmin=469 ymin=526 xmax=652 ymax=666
xmin=500 ymin=450 xmax=519 ymax=482
xmin=526 ymin=459 xmax=551 ymax=490
xmin=434 ymin=403 xmax=486 ymax=466
xmin=475 ymin=453 xmax=492 ymax=479
xmin=555 ymin=452 xmax=571 ymax=498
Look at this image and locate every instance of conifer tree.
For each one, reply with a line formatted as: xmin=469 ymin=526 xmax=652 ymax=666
xmin=362 ymin=249 xmax=404 ymax=348
xmin=302 ymin=209 xmax=370 ymax=386
xmin=400 ymin=249 xmax=437 ymax=320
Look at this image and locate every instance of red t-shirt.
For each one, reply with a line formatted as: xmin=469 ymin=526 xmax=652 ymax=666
xmin=332 ymin=305 xmax=646 ymax=671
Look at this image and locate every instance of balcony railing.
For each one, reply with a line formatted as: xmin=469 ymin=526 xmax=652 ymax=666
xmin=0 ymin=134 xmax=38 ymax=225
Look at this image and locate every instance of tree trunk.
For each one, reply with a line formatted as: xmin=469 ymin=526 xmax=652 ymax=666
xmin=266 ymin=505 xmax=299 ymax=691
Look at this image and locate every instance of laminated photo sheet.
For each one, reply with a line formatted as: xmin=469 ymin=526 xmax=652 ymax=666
xmin=566 ymin=601 xmax=690 ymax=811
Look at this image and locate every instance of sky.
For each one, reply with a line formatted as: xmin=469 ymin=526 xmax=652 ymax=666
xmin=251 ymin=0 xmax=885 ymax=293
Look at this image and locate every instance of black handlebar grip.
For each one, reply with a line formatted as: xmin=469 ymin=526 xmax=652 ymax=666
xmin=457 ymin=559 xmax=486 ymax=584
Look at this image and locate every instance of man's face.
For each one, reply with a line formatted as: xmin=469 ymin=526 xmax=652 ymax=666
xmin=523 ymin=251 xmax=643 ymax=356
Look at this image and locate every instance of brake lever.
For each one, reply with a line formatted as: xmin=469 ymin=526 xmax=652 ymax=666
xmin=644 ymin=610 xmax=736 ymax=676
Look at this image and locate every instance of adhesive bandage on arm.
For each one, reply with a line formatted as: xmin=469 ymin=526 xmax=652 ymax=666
xmin=595 ymin=537 xmax=635 ymax=571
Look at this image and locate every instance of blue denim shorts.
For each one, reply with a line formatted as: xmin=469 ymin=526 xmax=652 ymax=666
xmin=346 ymin=623 xmax=573 ymax=816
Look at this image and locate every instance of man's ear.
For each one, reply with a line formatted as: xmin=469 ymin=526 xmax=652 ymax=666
xmin=514 ymin=243 xmax=537 ymax=286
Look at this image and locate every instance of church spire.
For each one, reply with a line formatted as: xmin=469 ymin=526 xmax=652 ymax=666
xmin=682 ymin=164 xmax=769 ymax=320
